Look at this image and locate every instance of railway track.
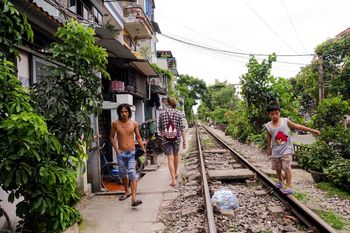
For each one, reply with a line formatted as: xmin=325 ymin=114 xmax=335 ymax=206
xmin=158 ymin=125 xmax=338 ymax=233
xmin=200 ymin=125 xmax=338 ymax=233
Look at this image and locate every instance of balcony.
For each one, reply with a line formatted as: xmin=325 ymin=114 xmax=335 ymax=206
xmin=123 ymin=6 xmax=153 ymax=39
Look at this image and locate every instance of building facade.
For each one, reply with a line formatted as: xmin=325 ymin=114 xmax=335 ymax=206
xmin=1 ymin=0 xmax=161 ymax=229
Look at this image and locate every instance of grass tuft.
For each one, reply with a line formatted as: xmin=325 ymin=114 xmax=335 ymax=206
xmin=315 ymin=209 xmax=347 ymax=230
xmin=316 ymin=182 xmax=350 ymax=200
xmin=293 ymin=191 xmax=308 ymax=201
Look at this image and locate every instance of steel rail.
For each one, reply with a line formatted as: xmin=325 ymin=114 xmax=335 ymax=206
xmin=196 ymin=126 xmax=217 ymax=233
xmin=202 ymin=125 xmax=337 ymax=233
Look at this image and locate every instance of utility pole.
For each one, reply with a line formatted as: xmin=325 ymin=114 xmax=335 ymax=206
xmin=318 ymin=54 xmax=325 ymax=101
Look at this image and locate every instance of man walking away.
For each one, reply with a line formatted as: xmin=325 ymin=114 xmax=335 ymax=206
xmin=158 ymin=97 xmax=186 ymax=187
xmin=110 ymin=103 xmax=146 ymax=207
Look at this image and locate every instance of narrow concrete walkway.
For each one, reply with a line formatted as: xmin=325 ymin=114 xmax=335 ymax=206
xmin=79 ymin=155 xmax=173 ymax=233
xmin=79 ymin=130 xmax=192 ymax=233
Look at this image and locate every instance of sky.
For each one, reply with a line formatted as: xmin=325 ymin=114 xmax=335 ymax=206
xmin=154 ymin=0 xmax=350 ymax=85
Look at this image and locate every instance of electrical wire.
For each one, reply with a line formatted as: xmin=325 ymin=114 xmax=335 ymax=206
xmin=241 ymin=0 xmax=298 ymax=54
xmin=164 ymin=34 xmax=302 ymax=73
xmin=157 ymin=12 xmax=248 ymax=53
xmin=280 ymin=0 xmax=307 ymax=52
xmin=159 ymin=33 xmax=315 ymax=58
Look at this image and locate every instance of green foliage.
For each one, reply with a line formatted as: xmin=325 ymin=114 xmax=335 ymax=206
xmin=310 ymin=96 xmax=349 ymax=129
xmin=0 ymin=0 xmax=33 ymax=58
xmin=210 ymin=107 xmax=228 ymax=124
xmin=293 ymin=192 xmax=308 ymax=201
xmin=240 ymin=54 xmax=276 ymax=132
xmin=246 ymin=131 xmax=267 ymax=149
xmin=0 ymin=11 xmax=89 ymax=232
xmin=316 ymin=32 xmax=350 ymax=99
xmin=31 ymin=19 xmax=109 ymax=168
xmin=298 ymin=141 xmax=338 ymax=172
xmin=289 ymin=63 xmax=318 ymax=112
xmin=317 ymin=126 xmax=350 ymax=159
xmin=176 ymin=74 xmax=207 ymax=123
xmin=0 ymin=60 xmax=81 ymax=232
xmin=151 ymin=63 xmax=176 ymax=96
xmin=314 ymin=209 xmax=346 ymax=230
xmin=201 ymin=80 xmax=238 ymax=111
xmin=198 ymin=80 xmax=239 ymax=125
xmin=316 ymin=182 xmax=350 ymax=200
xmin=224 ymin=101 xmax=253 ymax=143
xmin=271 ymin=77 xmax=303 ymax=123
xmin=324 ymin=158 xmax=350 ymax=185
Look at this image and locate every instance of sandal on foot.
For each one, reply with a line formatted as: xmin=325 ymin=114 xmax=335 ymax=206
xmin=119 ymin=193 xmax=131 ymax=201
xmin=275 ymin=182 xmax=283 ymax=189
xmin=282 ymin=188 xmax=293 ymax=195
xmin=170 ymin=182 xmax=177 ymax=187
xmin=131 ymin=199 xmax=142 ymax=207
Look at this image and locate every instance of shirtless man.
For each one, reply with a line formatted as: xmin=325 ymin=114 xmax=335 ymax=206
xmin=110 ymin=103 xmax=145 ymax=207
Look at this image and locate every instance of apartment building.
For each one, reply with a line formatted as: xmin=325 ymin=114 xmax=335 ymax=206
xmin=3 ymin=0 xmax=160 ymax=217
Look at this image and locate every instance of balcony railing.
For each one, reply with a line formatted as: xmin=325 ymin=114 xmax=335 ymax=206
xmin=123 ymin=6 xmax=153 ymax=39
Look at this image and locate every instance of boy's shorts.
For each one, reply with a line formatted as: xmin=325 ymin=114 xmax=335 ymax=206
xmin=163 ymin=141 xmax=180 ymax=156
xmin=117 ymin=150 xmax=138 ymax=180
xmin=271 ymin=154 xmax=292 ymax=171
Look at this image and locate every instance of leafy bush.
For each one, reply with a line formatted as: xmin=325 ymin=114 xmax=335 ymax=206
xmin=310 ymin=96 xmax=349 ymax=129
xmin=0 ymin=6 xmax=105 ymax=232
xmin=246 ymin=130 xmax=267 ymax=149
xmin=0 ymin=61 xmax=81 ymax=232
xmin=317 ymin=126 xmax=350 ymax=159
xmin=298 ymin=141 xmax=339 ymax=172
xmin=324 ymin=159 xmax=350 ymax=186
xmin=32 ymin=20 xmax=109 ymax=168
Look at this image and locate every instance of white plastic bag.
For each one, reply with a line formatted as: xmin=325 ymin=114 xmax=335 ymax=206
xmin=211 ymin=187 xmax=239 ymax=209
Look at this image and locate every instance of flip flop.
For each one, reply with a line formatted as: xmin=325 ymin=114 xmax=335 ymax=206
xmin=119 ymin=193 xmax=131 ymax=201
xmin=170 ymin=182 xmax=177 ymax=187
xmin=282 ymin=188 xmax=293 ymax=195
xmin=275 ymin=182 xmax=283 ymax=189
xmin=131 ymin=199 xmax=142 ymax=207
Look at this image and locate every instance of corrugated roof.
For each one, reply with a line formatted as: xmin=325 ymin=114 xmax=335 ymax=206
xmin=24 ymin=0 xmax=63 ymax=26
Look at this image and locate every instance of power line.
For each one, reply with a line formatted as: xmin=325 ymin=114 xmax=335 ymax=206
xmin=280 ymin=0 xmax=307 ymax=52
xmin=162 ymin=31 xmax=310 ymax=66
xmin=241 ymin=0 xmax=298 ymax=54
xmin=164 ymin=34 xmax=303 ymax=73
xmin=160 ymin=33 xmax=315 ymax=58
xmin=157 ymin=12 xmax=248 ymax=53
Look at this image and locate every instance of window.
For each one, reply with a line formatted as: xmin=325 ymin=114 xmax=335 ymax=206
xmin=32 ymin=56 xmax=55 ymax=84
xmin=17 ymin=51 xmax=31 ymax=88
xmin=93 ymin=6 xmax=103 ymax=25
xmin=69 ymin=0 xmax=76 ymax=12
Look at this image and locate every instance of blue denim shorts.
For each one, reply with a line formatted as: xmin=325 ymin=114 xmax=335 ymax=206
xmin=117 ymin=150 xmax=138 ymax=180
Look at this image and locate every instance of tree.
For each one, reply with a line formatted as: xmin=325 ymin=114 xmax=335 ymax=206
xmin=203 ymin=80 xmax=238 ymax=111
xmin=240 ymin=54 xmax=276 ymax=132
xmin=31 ymin=19 xmax=109 ymax=168
xmin=0 ymin=2 xmax=81 ymax=232
xmin=316 ymin=32 xmax=350 ymax=99
xmin=271 ymin=77 xmax=302 ymax=123
xmin=176 ymin=74 xmax=207 ymax=123
xmin=289 ymin=63 xmax=318 ymax=112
